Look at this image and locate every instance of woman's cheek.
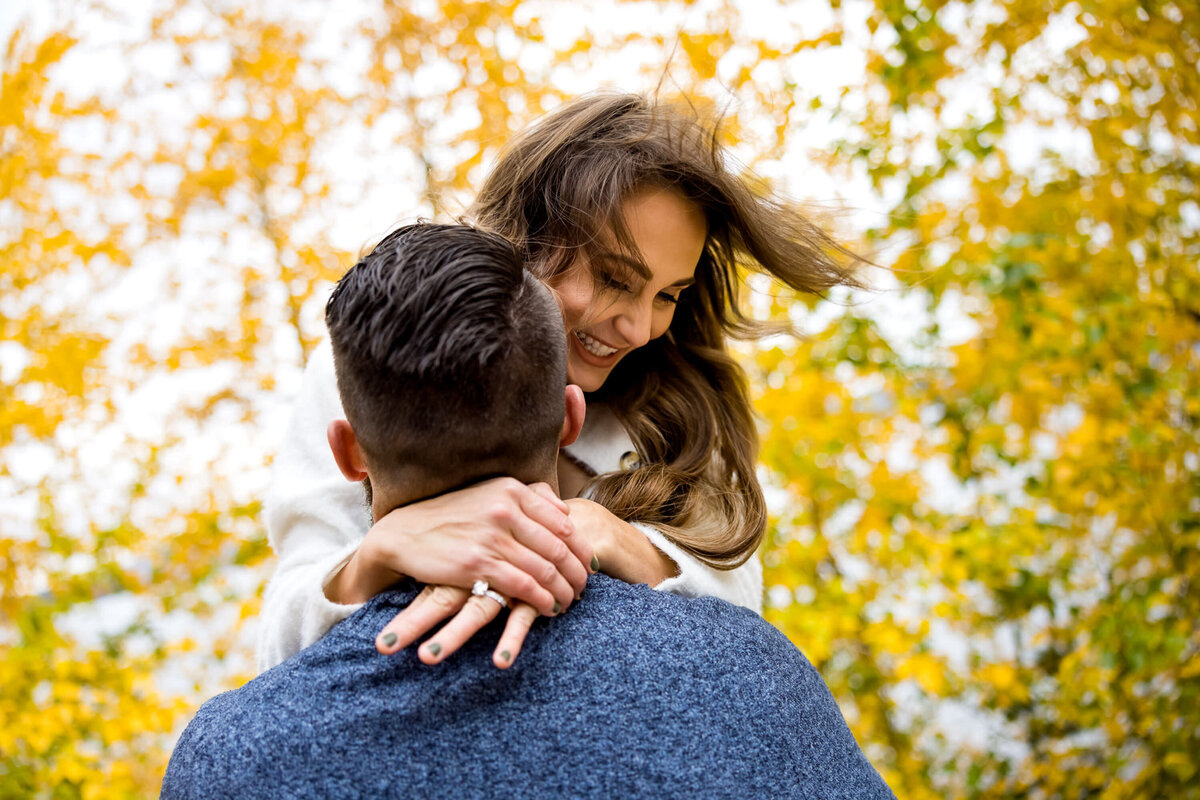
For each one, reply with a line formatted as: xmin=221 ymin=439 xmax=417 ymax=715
xmin=651 ymin=307 xmax=676 ymax=341
xmin=551 ymin=271 xmax=597 ymax=332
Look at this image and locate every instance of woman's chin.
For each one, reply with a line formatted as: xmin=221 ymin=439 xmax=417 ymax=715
xmin=566 ymin=360 xmax=610 ymax=394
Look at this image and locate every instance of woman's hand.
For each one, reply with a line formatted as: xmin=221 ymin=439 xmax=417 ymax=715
xmin=565 ymin=498 xmax=679 ymax=587
xmin=325 ymin=477 xmax=593 ymax=617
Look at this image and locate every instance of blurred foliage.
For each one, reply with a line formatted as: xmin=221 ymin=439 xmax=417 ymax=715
xmin=757 ymin=0 xmax=1200 ymax=797
xmin=1 ymin=0 xmax=1195 ymax=797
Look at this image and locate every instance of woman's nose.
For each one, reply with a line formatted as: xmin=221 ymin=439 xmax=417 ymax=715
xmin=614 ymin=299 xmax=654 ymax=349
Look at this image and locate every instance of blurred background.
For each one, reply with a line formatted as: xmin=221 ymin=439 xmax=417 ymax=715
xmin=2 ymin=0 xmax=1197 ymax=796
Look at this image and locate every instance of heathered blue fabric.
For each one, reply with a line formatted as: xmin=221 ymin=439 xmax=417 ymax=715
xmin=162 ymin=576 xmax=894 ymax=799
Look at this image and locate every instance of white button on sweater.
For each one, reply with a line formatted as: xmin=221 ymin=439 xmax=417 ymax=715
xmin=255 ymin=340 xmax=763 ymax=673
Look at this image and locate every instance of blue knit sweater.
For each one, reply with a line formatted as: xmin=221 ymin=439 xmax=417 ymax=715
xmin=162 ymin=576 xmax=894 ymax=799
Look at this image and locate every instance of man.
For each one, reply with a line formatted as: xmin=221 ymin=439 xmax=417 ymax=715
xmin=162 ymin=224 xmax=894 ymax=799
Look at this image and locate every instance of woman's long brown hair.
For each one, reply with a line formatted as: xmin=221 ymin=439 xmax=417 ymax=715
xmin=468 ymin=93 xmax=864 ymax=569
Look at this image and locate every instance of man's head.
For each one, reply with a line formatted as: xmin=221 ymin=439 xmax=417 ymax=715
xmin=324 ymin=223 xmax=584 ymax=514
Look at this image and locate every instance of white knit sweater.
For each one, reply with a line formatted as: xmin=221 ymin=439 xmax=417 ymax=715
xmin=255 ymin=340 xmax=764 ymax=672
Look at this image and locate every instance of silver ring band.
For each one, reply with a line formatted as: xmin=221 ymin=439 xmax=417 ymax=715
xmin=471 ymin=579 xmax=508 ymax=608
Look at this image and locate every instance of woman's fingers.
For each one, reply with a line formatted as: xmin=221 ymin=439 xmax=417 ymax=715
xmin=496 ymin=523 xmax=583 ymax=610
xmin=493 ymin=602 xmax=539 ymax=669
xmin=375 ymin=584 xmax=468 ymax=654
xmin=517 ymin=483 xmax=594 ymax=593
xmin=419 ymin=594 xmax=506 ymax=665
xmin=377 ymin=585 xmax=544 ymax=668
xmin=478 ymin=561 xmax=559 ymax=617
xmin=525 ymin=481 xmax=569 ymax=515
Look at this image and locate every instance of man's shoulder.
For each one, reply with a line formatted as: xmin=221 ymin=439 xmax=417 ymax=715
xmin=529 ymin=578 xmax=893 ymax=797
xmin=547 ymin=576 xmax=842 ymax=708
xmin=161 ymin=685 xmax=251 ymax=797
xmin=162 ymin=642 xmax=361 ymax=798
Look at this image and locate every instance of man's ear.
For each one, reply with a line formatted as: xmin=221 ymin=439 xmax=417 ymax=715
xmin=327 ymin=420 xmax=369 ymax=482
xmin=559 ymin=384 xmax=586 ymax=448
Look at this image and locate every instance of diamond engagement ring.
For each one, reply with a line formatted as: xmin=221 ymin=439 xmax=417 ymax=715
xmin=471 ymin=580 xmax=509 ymax=608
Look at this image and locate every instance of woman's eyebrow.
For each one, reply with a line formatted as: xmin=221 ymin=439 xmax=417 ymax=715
xmin=594 ymin=251 xmax=651 ymax=279
xmin=667 ymin=277 xmax=695 ymax=289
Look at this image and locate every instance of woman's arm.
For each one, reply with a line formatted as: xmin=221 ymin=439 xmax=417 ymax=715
xmin=257 ymin=341 xmax=376 ymax=673
xmin=566 ymin=498 xmax=764 ymax=615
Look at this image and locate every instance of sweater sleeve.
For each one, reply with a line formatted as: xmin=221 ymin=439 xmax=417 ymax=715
xmin=632 ymin=522 xmax=764 ymax=615
xmin=255 ymin=340 xmax=370 ymax=673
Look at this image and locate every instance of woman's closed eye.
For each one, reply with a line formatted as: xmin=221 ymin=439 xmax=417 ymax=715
xmin=605 ymin=275 xmax=681 ymax=304
xmin=599 ymin=270 xmax=635 ymax=293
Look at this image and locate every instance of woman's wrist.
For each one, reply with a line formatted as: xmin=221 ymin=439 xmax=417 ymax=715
xmin=569 ymin=498 xmax=679 ymax=586
xmin=324 ymin=537 xmax=404 ymax=605
xmin=611 ymin=519 xmax=679 ymax=586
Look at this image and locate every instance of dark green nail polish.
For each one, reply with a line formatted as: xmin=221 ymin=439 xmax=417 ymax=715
xmin=553 ymin=601 xmax=562 ymax=614
xmin=501 ymin=650 xmax=512 ymax=662
xmin=428 ymin=642 xmax=441 ymax=656
xmin=381 ymin=632 xmax=397 ymax=648
xmin=590 ymin=555 xmax=600 ymax=572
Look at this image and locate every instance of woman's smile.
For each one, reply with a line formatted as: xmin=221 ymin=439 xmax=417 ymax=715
xmin=573 ymin=329 xmax=621 ymax=361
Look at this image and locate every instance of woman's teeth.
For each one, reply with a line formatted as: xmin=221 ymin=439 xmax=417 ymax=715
xmin=575 ymin=330 xmax=618 ymax=357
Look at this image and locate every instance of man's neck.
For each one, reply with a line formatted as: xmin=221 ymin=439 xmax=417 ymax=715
xmin=370 ymin=468 xmax=560 ymax=522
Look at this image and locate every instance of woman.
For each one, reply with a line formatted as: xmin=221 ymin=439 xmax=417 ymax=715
xmin=256 ymin=92 xmax=861 ymax=672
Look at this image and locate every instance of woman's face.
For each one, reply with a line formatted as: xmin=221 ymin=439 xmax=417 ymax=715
xmin=550 ymin=187 xmax=707 ymax=393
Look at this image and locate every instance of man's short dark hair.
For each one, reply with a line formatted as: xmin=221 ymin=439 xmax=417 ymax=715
xmin=325 ymin=223 xmax=566 ymax=487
